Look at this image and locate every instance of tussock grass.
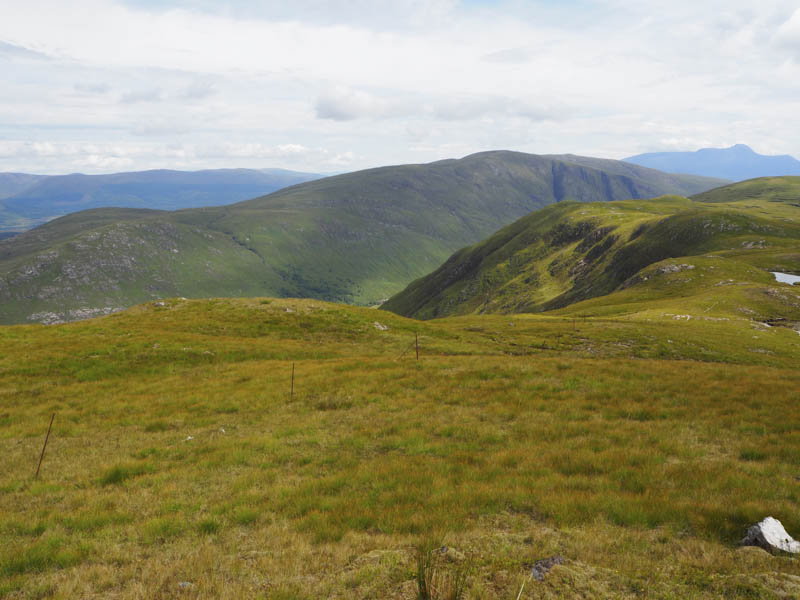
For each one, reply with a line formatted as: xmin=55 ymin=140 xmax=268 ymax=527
xmin=99 ymin=463 xmax=152 ymax=486
xmin=416 ymin=543 xmax=467 ymax=600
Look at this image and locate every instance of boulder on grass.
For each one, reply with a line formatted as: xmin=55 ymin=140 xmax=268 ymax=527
xmin=741 ymin=517 xmax=800 ymax=554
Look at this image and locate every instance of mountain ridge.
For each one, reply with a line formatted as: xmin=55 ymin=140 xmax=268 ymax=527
xmin=381 ymin=177 xmax=800 ymax=320
xmin=0 ymin=167 xmax=323 ymax=233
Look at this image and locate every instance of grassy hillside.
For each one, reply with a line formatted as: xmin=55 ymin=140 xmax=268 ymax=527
xmin=691 ymin=175 xmax=800 ymax=203
xmin=0 ymin=151 xmax=725 ymax=324
xmin=2 ymin=295 xmax=800 ymax=598
xmin=0 ymin=168 xmax=322 ymax=233
xmin=382 ymin=177 xmax=800 ymax=320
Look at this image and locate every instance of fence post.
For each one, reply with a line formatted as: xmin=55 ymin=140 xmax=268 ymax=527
xmin=35 ymin=413 xmax=55 ymax=479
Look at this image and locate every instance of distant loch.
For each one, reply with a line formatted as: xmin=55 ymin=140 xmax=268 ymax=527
xmin=772 ymin=272 xmax=800 ymax=285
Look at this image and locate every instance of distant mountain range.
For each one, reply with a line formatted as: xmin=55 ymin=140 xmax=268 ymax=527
xmin=0 ymin=150 xmax=725 ymax=324
xmin=624 ymin=144 xmax=800 ymax=181
xmin=0 ymin=168 xmax=323 ymax=233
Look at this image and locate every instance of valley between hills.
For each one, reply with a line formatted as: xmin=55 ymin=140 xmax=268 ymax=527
xmin=2 ymin=157 xmax=800 ymax=598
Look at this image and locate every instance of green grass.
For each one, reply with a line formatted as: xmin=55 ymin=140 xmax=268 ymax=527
xmin=1 ymin=536 xmax=88 ymax=577
xmin=99 ymin=463 xmax=152 ymax=486
xmin=1 ymin=295 xmax=800 ymax=597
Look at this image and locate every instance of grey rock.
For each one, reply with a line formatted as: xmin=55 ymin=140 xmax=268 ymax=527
xmin=741 ymin=517 xmax=800 ymax=554
xmin=530 ymin=555 xmax=565 ymax=581
xmin=658 ymin=263 xmax=695 ymax=274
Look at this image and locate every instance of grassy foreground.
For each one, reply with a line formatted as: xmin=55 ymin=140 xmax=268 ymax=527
xmin=2 ymin=297 xmax=800 ymax=598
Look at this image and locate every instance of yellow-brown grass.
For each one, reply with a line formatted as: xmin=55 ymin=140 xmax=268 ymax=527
xmin=2 ymin=298 xmax=799 ymax=598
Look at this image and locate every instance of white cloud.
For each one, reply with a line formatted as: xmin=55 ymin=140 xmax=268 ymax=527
xmin=74 ymin=82 xmax=111 ymax=94
xmin=119 ymin=0 xmax=460 ymax=29
xmin=481 ymin=47 xmax=532 ymax=64
xmin=774 ymin=8 xmax=800 ymax=59
xmin=0 ymin=40 xmax=50 ymax=60
xmin=0 ymin=0 xmax=799 ymax=174
xmin=315 ymin=87 xmax=565 ymax=123
xmin=314 ymin=86 xmax=407 ymax=121
xmin=120 ymin=88 xmax=164 ymax=103
xmin=0 ymin=140 xmax=356 ymax=173
xmin=181 ymin=80 xmax=216 ymax=100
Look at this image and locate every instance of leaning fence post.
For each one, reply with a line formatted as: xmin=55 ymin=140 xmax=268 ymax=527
xmin=35 ymin=413 xmax=55 ymax=479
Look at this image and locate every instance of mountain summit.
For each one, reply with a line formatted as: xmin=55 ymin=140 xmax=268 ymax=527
xmin=624 ymin=144 xmax=800 ymax=181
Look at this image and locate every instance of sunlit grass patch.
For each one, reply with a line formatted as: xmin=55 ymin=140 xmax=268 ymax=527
xmin=197 ymin=518 xmax=221 ymax=535
xmin=0 ymin=535 xmax=89 ymax=576
xmin=232 ymin=508 xmax=259 ymax=527
xmin=99 ymin=462 xmax=153 ymax=486
xmin=61 ymin=510 xmax=133 ymax=533
xmin=141 ymin=518 xmax=186 ymax=544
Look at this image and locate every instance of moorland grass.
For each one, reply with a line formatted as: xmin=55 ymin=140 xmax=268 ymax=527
xmin=1 ymin=297 xmax=799 ymax=598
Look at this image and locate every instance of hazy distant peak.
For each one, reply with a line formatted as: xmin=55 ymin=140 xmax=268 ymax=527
xmin=624 ymin=145 xmax=800 ymax=182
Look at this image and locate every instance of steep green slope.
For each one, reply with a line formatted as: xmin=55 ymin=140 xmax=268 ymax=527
xmin=382 ymin=177 xmax=800 ymax=320
xmin=0 ymin=151 xmax=724 ymax=324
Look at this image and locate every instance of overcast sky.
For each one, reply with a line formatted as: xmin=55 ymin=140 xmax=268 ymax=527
xmin=1 ymin=0 xmax=800 ymax=174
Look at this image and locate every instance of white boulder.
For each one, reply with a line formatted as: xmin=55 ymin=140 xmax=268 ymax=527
xmin=741 ymin=517 xmax=800 ymax=554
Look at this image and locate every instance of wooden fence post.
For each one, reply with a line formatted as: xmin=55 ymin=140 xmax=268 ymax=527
xmin=35 ymin=413 xmax=55 ymax=479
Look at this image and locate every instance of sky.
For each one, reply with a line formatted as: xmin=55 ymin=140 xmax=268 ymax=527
xmin=1 ymin=0 xmax=800 ymax=174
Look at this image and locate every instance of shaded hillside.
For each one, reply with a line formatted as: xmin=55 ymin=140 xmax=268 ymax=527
xmin=625 ymin=144 xmax=800 ymax=181
xmin=382 ymin=177 xmax=800 ymax=320
xmin=0 ymin=151 xmax=724 ymax=324
xmin=0 ymin=172 xmax=47 ymax=199
xmin=0 ymin=168 xmax=322 ymax=233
